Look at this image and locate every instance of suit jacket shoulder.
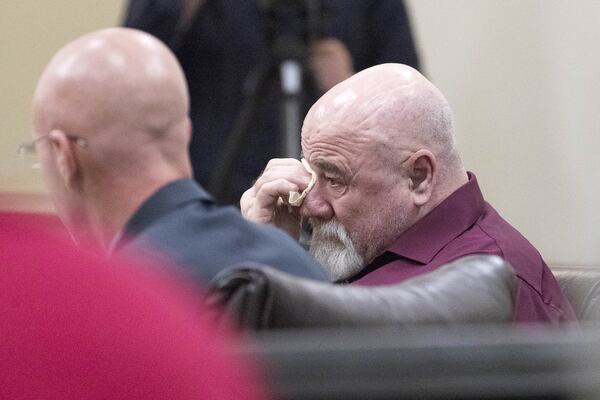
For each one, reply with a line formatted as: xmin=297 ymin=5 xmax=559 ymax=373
xmin=115 ymin=180 xmax=327 ymax=284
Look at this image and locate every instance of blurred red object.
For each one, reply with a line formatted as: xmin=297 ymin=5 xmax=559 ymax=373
xmin=0 ymin=212 xmax=268 ymax=400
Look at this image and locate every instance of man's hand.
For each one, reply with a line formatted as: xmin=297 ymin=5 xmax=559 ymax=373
xmin=309 ymin=38 xmax=355 ymax=93
xmin=240 ymin=158 xmax=312 ymax=240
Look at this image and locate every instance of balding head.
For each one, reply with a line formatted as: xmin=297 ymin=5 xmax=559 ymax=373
xmin=300 ymin=64 xmax=468 ymax=278
xmin=303 ymin=64 xmax=461 ymax=176
xmin=33 ymin=27 xmax=191 ymax=171
xmin=32 ymin=28 xmax=192 ymax=247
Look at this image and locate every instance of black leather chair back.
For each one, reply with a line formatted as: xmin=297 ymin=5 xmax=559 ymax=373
xmin=208 ymin=255 xmax=516 ymax=330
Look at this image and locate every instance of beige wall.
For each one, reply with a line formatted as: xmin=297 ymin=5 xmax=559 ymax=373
xmin=1 ymin=1 xmax=598 ymax=265
xmin=0 ymin=0 xmax=125 ymax=196
xmin=408 ymin=0 xmax=600 ymax=265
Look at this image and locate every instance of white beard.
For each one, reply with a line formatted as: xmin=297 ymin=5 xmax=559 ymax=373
xmin=308 ymin=218 xmax=364 ymax=282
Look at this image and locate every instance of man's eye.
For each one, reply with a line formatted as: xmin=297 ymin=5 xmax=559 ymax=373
xmin=325 ymin=177 xmax=342 ymax=188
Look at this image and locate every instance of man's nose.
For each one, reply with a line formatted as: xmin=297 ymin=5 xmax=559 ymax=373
xmin=300 ymin=185 xmax=334 ymax=220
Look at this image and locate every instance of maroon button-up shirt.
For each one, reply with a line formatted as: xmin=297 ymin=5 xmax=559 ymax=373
xmin=350 ymin=172 xmax=576 ymax=324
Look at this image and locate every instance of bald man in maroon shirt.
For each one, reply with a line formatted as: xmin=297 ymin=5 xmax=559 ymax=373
xmin=241 ymin=63 xmax=576 ymax=324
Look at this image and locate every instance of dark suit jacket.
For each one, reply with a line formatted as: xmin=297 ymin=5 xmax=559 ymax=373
xmin=113 ymin=179 xmax=327 ymax=283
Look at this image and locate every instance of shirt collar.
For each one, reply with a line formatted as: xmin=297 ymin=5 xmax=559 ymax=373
xmin=111 ymin=179 xmax=213 ymax=253
xmin=385 ymin=171 xmax=485 ymax=264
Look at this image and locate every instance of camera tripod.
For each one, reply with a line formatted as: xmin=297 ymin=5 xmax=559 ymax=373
xmin=207 ymin=0 xmax=324 ymax=203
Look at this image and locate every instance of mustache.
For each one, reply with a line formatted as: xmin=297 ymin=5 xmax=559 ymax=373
xmin=307 ymin=218 xmax=342 ymax=237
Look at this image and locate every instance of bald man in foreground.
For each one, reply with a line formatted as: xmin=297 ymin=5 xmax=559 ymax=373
xmin=30 ymin=28 xmax=326 ymax=283
xmin=242 ymin=64 xmax=576 ymax=323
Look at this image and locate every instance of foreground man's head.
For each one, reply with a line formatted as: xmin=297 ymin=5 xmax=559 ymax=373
xmin=299 ymin=64 xmax=467 ymax=279
xmin=31 ymin=28 xmax=328 ymax=284
xmin=32 ymin=27 xmax=192 ymax=248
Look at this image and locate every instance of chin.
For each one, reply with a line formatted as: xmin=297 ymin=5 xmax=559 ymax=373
xmin=308 ymin=218 xmax=365 ymax=281
xmin=310 ymin=242 xmax=365 ymax=281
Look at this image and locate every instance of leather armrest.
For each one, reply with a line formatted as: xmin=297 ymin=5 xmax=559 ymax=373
xmin=208 ymin=255 xmax=516 ymax=330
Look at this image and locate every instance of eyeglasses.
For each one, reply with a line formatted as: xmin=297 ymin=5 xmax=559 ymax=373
xmin=18 ymin=133 xmax=88 ymax=156
xmin=18 ymin=133 xmax=88 ymax=169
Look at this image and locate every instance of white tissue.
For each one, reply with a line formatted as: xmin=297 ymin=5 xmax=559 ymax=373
xmin=288 ymin=158 xmax=316 ymax=207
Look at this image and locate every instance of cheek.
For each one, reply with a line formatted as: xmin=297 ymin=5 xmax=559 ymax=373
xmin=338 ymin=183 xmax=410 ymax=249
xmin=330 ymin=193 xmax=377 ymax=242
xmin=38 ymin=155 xmax=71 ymax=222
xmin=329 ymin=194 xmax=362 ymax=226
xmin=38 ymin=148 xmax=59 ymax=183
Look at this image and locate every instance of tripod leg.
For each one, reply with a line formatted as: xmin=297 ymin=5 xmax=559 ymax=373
xmin=280 ymin=60 xmax=304 ymax=158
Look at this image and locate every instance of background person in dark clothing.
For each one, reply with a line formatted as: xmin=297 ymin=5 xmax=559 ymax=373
xmin=124 ymin=0 xmax=421 ymax=204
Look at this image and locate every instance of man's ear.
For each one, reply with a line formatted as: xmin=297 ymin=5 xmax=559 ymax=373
xmin=48 ymin=129 xmax=79 ymax=189
xmin=406 ymin=149 xmax=436 ymax=206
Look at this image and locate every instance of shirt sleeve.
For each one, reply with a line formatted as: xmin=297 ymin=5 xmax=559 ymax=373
xmin=512 ymin=277 xmax=576 ymax=324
